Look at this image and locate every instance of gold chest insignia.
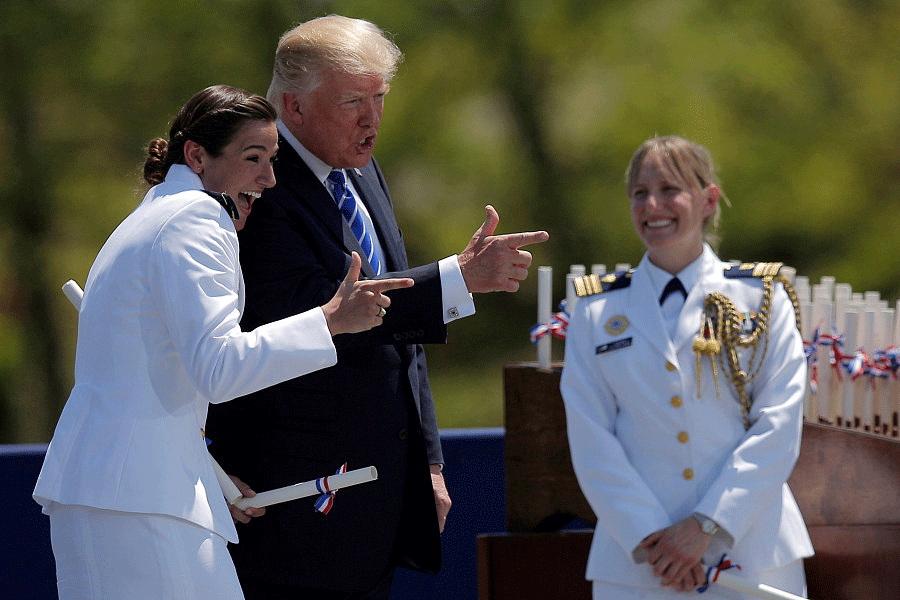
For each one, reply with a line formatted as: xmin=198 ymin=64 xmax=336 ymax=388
xmin=605 ymin=315 xmax=630 ymax=336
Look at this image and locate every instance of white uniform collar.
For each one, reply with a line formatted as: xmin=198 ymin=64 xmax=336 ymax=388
xmin=163 ymin=163 xmax=204 ymax=190
xmin=642 ymin=245 xmax=710 ymax=301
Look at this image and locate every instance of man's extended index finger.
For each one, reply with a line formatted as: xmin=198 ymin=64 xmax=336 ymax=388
xmin=366 ymin=277 xmax=415 ymax=293
xmin=501 ymin=230 xmax=550 ymax=248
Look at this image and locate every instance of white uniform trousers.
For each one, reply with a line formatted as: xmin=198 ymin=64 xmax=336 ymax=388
xmin=48 ymin=503 xmax=244 ymax=600
xmin=592 ymin=559 xmax=807 ymax=599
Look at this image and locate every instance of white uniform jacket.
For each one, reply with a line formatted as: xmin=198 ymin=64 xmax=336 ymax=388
xmin=560 ymin=246 xmax=813 ymax=588
xmin=34 ymin=164 xmax=338 ymax=543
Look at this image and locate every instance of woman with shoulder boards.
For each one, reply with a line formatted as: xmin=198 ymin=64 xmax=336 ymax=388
xmin=561 ymin=136 xmax=813 ymax=598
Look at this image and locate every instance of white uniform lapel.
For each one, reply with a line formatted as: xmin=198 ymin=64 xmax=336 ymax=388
xmin=626 ymin=261 xmax=678 ymax=364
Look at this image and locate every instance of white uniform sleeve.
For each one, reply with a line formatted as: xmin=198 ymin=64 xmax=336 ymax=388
xmin=148 ymin=203 xmax=337 ymax=402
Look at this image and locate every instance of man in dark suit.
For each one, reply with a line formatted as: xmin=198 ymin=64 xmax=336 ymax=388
xmin=206 ymin=15 xmax=548 ymax=600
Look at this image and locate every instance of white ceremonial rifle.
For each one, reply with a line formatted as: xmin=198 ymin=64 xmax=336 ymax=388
xmin=60 ymin=279 xmax=378 ymax=510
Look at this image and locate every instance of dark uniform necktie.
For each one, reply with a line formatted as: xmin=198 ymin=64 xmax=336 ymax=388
xmin=659 ymin=277 xmax=687 ymax=305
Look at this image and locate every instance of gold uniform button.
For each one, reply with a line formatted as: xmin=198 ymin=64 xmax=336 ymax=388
xmin=665 ymin=361 xmax=676 ymax=372
xmin=678 ymin=431 xmax=689 ymax=444
xmin=683 ymin=468 xmax=694 ymax=480
xmin=671 ymin=396 xmax=682 ymax=408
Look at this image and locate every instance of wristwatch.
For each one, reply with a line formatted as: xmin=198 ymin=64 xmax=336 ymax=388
xmin=691 ymin=512 xmax=720 ymax=536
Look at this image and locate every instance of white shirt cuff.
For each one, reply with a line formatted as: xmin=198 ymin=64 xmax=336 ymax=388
xmin=438 ymin=255 xmax=475 ymax=323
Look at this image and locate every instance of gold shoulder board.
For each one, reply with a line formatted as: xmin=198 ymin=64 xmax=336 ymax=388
xmin=723 ymin=262 xmax=784 ymax=279
xmin=574 ymin=271 xmax=633 ymax=297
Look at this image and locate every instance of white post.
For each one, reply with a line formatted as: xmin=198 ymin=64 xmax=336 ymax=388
xmin=810 ymin=284 xmax=832 ymax=423
xmin=841 ymin=309 xmax=859 ymax=427
xmin=859 ymin=309 xmax=876 ymax=431
xmin=799 ymin=298 xmax=813 ymax=419
xmin=793 ymin=275 xmax=810 ymax=304
xmin=537 ymin=267 xmax=552 ymax=370
xmin=877 ymin=308 xmax=894 ymax=434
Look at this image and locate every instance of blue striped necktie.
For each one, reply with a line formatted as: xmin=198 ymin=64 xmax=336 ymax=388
xmin=327 ymin=169 xmax=383 ymax=275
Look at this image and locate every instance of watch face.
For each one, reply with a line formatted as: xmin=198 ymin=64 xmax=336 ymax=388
xmin=701 ymin=519 xmax=717 ymax=535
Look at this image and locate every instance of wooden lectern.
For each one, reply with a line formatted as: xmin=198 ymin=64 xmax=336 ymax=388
xmin=477 ymin=363 xmax=900 ymax=600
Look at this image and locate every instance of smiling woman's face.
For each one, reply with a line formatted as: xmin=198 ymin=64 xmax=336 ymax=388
xmin=194 ymin=119 xmax=278 ymax=231
xmin=629 ymin=155 xmax=719 ymax=274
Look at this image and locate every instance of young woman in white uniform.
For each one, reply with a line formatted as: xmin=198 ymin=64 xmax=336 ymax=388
xmin=561 ymin=136 xmax=813 ymax=598
xmin=33 ymin=85 xmax=412 ymax=599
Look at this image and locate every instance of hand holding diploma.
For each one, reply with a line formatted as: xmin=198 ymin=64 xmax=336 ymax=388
xmin=640 ymin=516 xmax=711 ymax=592
xmin=226 ymin=475 xmax=266 ymax=524
xmin=230 ymin=465 xmax=378 ymax=510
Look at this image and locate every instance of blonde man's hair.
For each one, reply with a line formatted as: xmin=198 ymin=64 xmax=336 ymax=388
xmin=266 ymin=15 xmax=403 ymax=116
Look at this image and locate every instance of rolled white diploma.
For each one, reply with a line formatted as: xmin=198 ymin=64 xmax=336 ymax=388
xmin=62 ymin=280 xmax=83 ymax=311
xmin=210 ymin=455 xmax=243 ymax=505
xmin=712 ymin=569 xmax=807 ymax=600
xmin=232 ymin=466 xmax=378 ymax=510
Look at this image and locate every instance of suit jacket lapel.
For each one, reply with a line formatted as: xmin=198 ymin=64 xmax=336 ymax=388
xmin=275 ymin=138 xmax=375 ymax=278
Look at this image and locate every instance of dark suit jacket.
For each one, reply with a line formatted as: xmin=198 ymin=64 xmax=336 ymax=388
xmin=206 ymin=138 xmax=448 ymax=593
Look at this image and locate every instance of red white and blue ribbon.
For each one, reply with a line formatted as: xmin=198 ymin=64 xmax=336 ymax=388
xmin=872 ymin=345 xmax=899 ymax=380
xmin=697 ymin=554 xmax=741 ymax=593
xmin=314 ymin=463 xmax=347 ymax=514
xmin=805 ymin=326 xmax=900 ymax=391
xmin=530 ymin=300 xmax=570 ymax=343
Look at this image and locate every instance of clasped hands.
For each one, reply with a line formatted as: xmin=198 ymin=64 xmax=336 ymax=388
xmin=640 ymin=515 xmax=714 ymax=593
xmin=458 ymin=205 xmax=549 ymax=293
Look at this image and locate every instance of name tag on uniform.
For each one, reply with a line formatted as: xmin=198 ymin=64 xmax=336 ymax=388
xmin=596 ymin=337 xmax=632 ymax=355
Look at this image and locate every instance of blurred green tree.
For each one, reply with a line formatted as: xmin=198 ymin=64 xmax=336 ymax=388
xmin=3 ymin=0 xmax=900 ymax=441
